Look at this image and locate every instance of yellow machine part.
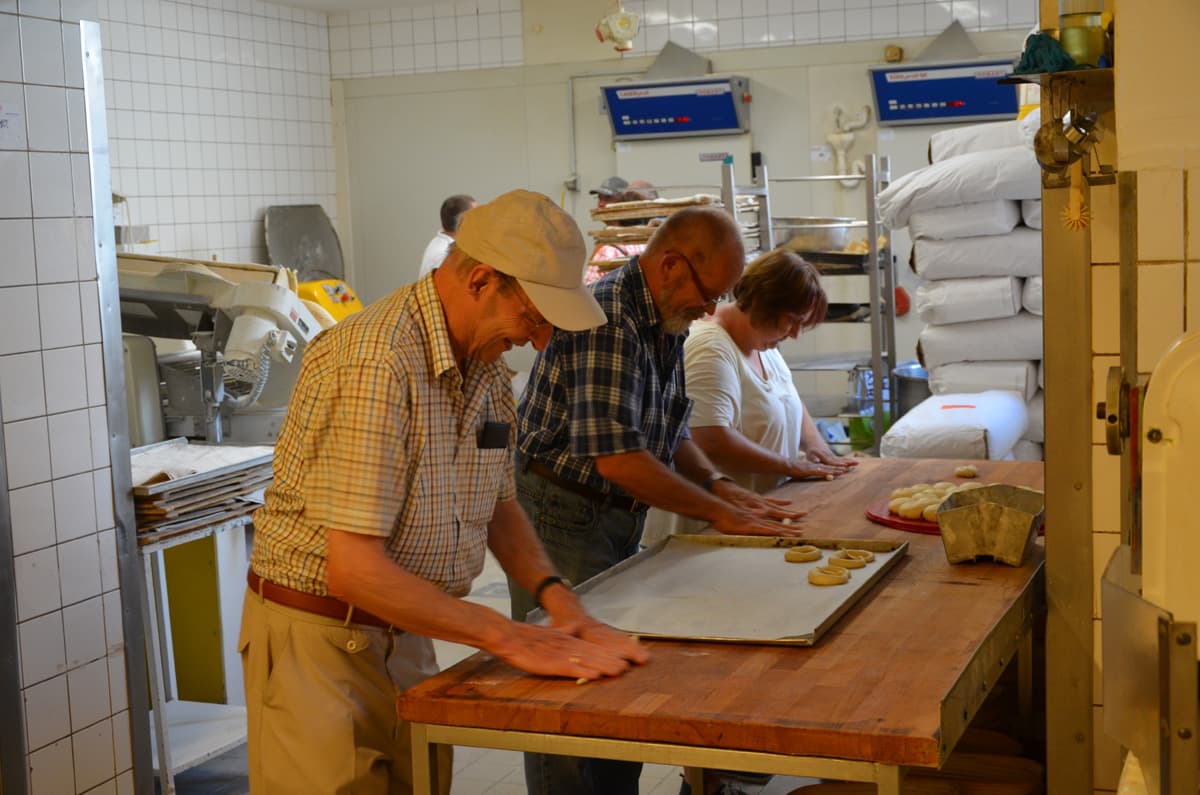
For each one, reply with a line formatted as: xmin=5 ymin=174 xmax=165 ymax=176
xmin=297 ymin=278 xmax=364 ymax=322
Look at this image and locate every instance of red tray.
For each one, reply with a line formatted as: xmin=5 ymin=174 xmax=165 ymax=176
xmin=864 ymin=498 xmax=941 ymax=535
xmin=865 ymin=497 xmax=1046 ymax=537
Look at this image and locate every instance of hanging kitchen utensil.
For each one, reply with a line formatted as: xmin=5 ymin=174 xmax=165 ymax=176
xmin=1033 ymin=115 xmax=1074 ymax=173
xmin=1063 ymin=109 xmax=1099 ymax=159
xmin=1033 ymin=84 xmax=1081 ymax=175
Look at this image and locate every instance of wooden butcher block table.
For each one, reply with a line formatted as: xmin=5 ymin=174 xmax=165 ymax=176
xmin=400 ymin=458 xmax=1045 ymax=794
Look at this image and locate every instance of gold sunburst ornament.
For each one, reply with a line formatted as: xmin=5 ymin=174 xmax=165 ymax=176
xmin=1061 ymin=159 xmax=1091 ymax=231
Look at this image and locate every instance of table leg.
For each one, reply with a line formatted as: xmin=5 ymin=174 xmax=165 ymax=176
xmin=1019 ymin=627 xmax=1034 ymax=736
xmin=686 ymin=766 xmax=705 ymax=792
xmin=876 ymin=764 xmax=905 ymax=795
xmin=411 ymin=723 xmax=437 ymax=795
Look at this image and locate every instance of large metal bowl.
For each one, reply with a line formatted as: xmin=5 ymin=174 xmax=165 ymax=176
xmin=772 ymin=217 xmax=855 ymax=251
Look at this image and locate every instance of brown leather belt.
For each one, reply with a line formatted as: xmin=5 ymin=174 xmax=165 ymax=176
xmin=247 ymin=569 xmax=393 ymax=629
xmin=523 ymin=458 xmax=644 ymax=513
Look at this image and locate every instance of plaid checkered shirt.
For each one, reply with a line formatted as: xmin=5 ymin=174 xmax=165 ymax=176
xmin=516 ymin=257 xmax=693 ymax=496
xmin=251 ymin=275 xmax=516 ymax=597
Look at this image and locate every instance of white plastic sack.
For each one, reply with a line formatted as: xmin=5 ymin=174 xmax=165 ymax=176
xmin=1038 ymin=360 xmax=1044 ymax=389
xmin=918 ymin=311 xmax=1044 ymax=370
xmin=912 ymin=227 xmax=1042 ymax=280
xmin=1022 ymin=199 xmax=1042 ymax=229
xmin=929 ymin=361 xmax=1040 ymax=402
xmin=1018 ymin=107 xmax=1041 ymax=147
xmin=1022 ymin=276 xmax=1043 ymax=315
xmin=880 ymin=390 xmax=1028 ymax=460
xmin=909 ymin=200 xmax=1022 ymax=240
xmin=1025 ymin=390 xmax=1044 ymax=443
xmin=930 ymin=119 xmax=1026 ymax=163
xmin=916 ymin=276 xmax=1023 ymax=325
xmin=1012 ymin=439 xmax=1044 ymax=461
xmin=878 ymin=146 xmax=1042 ymax=230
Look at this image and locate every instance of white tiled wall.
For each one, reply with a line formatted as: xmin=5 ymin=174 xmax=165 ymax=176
xmin=328 ymin=0 xmax=1036 ymax=79
xmin=621 ymin=0 xmax=1038 ymax=55
xmin=328 ymin=1 xmax=524 ymax=79
xmin=0 ymin=4 xmax=134 ymax=793
xmin=97 ymin=0 xmax=337 ymax=263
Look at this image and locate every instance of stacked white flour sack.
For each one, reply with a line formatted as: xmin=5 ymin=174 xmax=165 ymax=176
xmin=877 ymin=113 xmax=1045 ymax=461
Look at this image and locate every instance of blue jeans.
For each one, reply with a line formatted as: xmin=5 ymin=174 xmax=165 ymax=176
xmin=510 ymin=465 xmax=646 ymax=795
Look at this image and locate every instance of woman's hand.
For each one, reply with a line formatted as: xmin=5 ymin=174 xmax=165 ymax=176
xmin=797 ymin=444 xmax=858 ymax=474
xmin=784 ymin=457 xmax=850 ymax=481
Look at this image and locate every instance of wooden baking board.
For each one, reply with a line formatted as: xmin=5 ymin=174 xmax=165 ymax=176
xmin=545 ymin=535 xmax=907 ymax=646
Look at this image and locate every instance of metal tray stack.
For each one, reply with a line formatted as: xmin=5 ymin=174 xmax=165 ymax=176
xmin=131 ymin=438 xmax=272 ymax=539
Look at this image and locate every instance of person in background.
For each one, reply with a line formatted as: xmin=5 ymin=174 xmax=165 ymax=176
xmin=589 ymin=174 xmax=630 ymax=207
xmin=585 ymin=181 xmax=660 ymax=285
xmin=510 ymin=206 xmax=804 ymax=795
xmin=418 ymin=193 xmax=476 ymax=277
xmin=241 ymin=190 xmax=647 ymax=795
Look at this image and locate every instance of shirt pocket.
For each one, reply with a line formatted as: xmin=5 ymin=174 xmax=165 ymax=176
xmin=454 ymin=446 xmax=510 ymax=528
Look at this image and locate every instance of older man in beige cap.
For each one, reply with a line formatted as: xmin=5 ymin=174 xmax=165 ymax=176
xmin=241 ymin=189 xmax=648 ymax=795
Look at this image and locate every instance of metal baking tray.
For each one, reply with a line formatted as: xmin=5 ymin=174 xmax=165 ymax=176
xmin=533 ymin=535 xmax=907 ymax=646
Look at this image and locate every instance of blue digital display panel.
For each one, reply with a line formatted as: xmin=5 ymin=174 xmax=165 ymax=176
xmin=602 ymin=77 xmax=750 ymax=141
xmin=870 ymin=60 xmax=1018 ymax=126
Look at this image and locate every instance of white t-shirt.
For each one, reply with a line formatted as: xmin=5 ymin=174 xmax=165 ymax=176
xmin=418 ymin=231 xmax=454 ymax=277
xmin=685 ymin=320 xmax=805 ymax=493
xmin=644 ymin=319 xmax=806 ymax=542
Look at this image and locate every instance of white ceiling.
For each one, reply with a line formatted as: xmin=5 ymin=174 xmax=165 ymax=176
xmin=272 ymin=0 xmax=460 ymax=11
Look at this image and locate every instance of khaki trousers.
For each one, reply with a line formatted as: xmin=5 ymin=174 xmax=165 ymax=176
xmin=239 ymin=587 xmax=453 ymax=794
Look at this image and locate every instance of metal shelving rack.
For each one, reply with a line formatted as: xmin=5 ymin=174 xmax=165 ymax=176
xmin=139 ymin=516 xmax=252 ymax=795
xmin=720 ymin=155 xmax=897 ymax=453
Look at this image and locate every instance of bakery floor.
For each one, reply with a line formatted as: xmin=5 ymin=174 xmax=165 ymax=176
xmin=168 ymin=551 xmax=817 ymax=795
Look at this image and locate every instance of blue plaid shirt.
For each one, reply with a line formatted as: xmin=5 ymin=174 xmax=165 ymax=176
xmin=517 ymin=257 xmax=693 ymax=497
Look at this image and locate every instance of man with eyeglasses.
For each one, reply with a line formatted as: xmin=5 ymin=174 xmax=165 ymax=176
xmin=240 ymin=190 xmax=648 ymax=795
xmin=511 ymin=206 xmax=805 ymax=795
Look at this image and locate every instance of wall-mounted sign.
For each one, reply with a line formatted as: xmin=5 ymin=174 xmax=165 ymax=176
xmin=601 ymin=76 xmax=751 ymax=141
xmin=869 ymin=59 xmax=1018 ymax=126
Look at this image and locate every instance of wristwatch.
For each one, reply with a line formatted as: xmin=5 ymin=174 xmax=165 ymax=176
xmin=533 ymin=575 xmax=570 ymax=608
xmin=702 ymin=472 xmax=734 ymax=492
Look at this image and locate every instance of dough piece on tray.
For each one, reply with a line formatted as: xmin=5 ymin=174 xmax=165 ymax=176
xmin=784 ymin=545 xmax=822 ymax=563
xmin=828 ymin=550 xmax=868 ymax=569
xmin=808 ymin=566 xmax=851 ymax=586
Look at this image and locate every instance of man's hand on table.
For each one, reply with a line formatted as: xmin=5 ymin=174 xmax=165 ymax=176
xmin=488 ymin=621 xmax=646 ymax=681
xmin=553 ymin=616 xmax=650 ymax=672
xmin=709 ymin=480 xmax=806 ymax=536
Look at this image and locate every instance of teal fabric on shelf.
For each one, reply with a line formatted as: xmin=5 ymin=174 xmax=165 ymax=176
xmin=1013 ymin=32 xmax=1079 ymax=74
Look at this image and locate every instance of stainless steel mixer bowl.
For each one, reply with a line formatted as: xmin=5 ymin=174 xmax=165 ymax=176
xmin=772 ymin=217 xmax=855 ymax=251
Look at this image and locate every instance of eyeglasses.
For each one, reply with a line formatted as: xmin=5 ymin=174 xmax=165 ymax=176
xmin=508 ymin=279 xmax=550 ymax=333
xmin=671 ymin=250 xmax=725 ymax=310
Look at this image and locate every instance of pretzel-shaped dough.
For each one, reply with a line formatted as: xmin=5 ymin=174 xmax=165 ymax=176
xmin=828 ymin=550 xmax=867 ymax=569
xmin=840 ymin=548 xmax=875 ymax=563
xmin=808 ymin=566 xmax=850 ymax=586
xmin=784 ymin=545 xmax=822 ymax=563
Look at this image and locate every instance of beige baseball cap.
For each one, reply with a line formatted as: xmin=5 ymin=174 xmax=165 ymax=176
xmin=455 ymin=189 xmax=606 ymax=332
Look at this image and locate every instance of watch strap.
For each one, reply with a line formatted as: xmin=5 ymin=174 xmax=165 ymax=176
xmin=702 ymin=472 xmax=733 ymax=492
